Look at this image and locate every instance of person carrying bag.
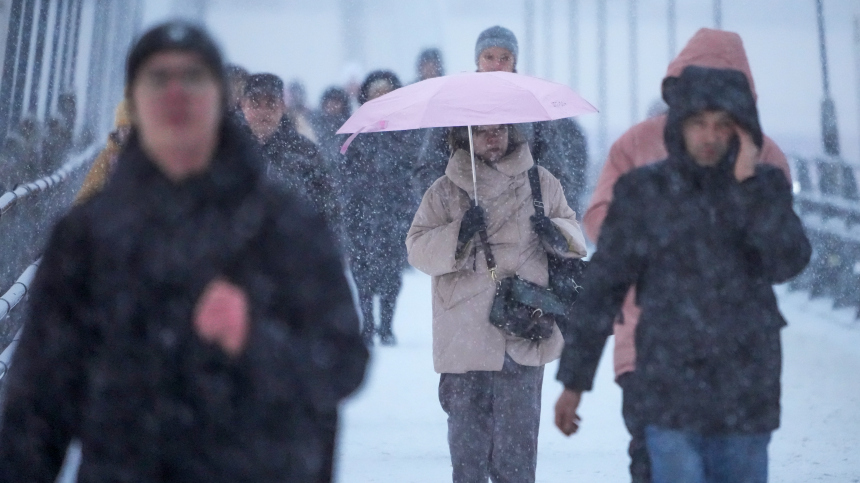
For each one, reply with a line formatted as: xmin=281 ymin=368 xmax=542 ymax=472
xmin=407 ymin=124 xmax=587 ymax=483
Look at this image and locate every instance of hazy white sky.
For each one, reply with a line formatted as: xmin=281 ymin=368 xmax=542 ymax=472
xmin=141 ymin=0 xmax=860 ymax=164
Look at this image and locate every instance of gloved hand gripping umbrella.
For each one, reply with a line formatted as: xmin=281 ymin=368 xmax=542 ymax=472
xmin=338 ymin=71 xmax=598 ymax=204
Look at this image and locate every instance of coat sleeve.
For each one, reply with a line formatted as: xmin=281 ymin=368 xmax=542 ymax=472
xmin=557 ymin=173 xmax=648 ymax=391
xmin=539 ymin=168 xmax=588 ymax=258
xmin=0 ymin=215 xmax=93 ymax=482
xmin=406 ymin=181 xmax=473 ymax=277
xmin=582 ymin=137 xmax=638 ymax=244
xmin=245 ymin=197 xmax=368 ymax=416
xmin=735 ymin=166 xmax=811 ymax=283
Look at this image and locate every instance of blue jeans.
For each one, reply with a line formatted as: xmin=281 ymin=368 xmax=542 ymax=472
xmin=645 ymin=425 xmax=771 ymax=483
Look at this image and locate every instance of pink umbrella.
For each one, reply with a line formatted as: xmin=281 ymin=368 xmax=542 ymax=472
xmin=337 ymin=71 xmax=597 ymax=203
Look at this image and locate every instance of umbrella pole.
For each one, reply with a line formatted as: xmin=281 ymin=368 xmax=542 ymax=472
xmin=468 ymin=125 xmax=478 ymax=205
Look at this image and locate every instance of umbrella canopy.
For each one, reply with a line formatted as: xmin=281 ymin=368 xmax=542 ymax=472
xmin=337 ymin=71 xmax=597 ymax=203
xmin=338 ymin=71 xmax=597 ymax=137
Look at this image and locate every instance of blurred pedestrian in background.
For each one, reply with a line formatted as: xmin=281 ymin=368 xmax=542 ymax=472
xmin=342 ymin=70 xmax=420 ymax=346
xmin=240 ymin=73 xmax=343 ymax=239
xmin=414 ymin=47 xmax=444 ymax=83
xmin=74 ymin=100 xmax=132 ymax=204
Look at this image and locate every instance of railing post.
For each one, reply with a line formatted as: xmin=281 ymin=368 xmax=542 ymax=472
xmin=44 ymin=0 xmax=66 ymax=119
xmin=9 ymin=0 xmax=36 ymax=132
xmin=816 ymin=0 xmax=840 ymax=156
xmin=27 ymin=0 xmax=49 ymax=117
xmin=0 ymin=0 xmax=25 ymax=139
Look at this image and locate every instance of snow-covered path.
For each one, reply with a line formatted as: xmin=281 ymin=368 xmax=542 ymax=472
xmin=336 ymin=270 xmax=860 ymax=482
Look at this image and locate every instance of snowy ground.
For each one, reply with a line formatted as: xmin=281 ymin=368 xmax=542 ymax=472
xmin=335 ymin=270 xmax=860 ymax=482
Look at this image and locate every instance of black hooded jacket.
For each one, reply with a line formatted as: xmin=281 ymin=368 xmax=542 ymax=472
xmin=252 ymin=117 xmax=342 ymax=235
xmin=0 ymin=119 xmax=368 ymax=482
xmin=557 ymin=66 xmax=811 ymax=434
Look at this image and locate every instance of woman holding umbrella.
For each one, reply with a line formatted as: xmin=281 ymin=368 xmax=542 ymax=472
xmin=406 ymin=123 xmax=587 ymax=482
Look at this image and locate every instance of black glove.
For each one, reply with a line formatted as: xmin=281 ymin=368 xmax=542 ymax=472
xmin=458 ymin=205 xmax=486 ymax=245
xmin=531 ymin=214 xmax=568 ymax=251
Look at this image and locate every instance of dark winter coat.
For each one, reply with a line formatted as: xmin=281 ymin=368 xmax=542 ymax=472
xmin=312 ymin=111 xmax=349 ymax=168
xmin=412 ymin=120 xmax=588 ymax=212
xmin=0 ymin=120 xmax=368 ymax=482
xmin=557 ymin=66 xmax=811 ymax=434
xmin=253 ymin=117 xmax=343 ymax=236
xmin=342 ymin=130 xmax=420 ymax=291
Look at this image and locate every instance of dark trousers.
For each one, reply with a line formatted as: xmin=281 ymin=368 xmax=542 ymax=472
xmin=618 ymin=371 xmax=651 ymax=483
xmin=353 ymin=268 xmax=402 ymax=340
xmin=438 ymin=355 xmax=544 ymax=483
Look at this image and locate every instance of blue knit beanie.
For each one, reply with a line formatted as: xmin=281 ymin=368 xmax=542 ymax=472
xmin=474 ymin=26 xmax=519 ymax=66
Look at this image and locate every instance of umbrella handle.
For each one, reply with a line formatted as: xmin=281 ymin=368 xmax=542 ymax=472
xmin=468 ymin=125 xmax=478 ymax=205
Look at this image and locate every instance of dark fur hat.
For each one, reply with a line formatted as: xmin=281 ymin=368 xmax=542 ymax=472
xmin=663 ymin=65 xmax=763 ymax=156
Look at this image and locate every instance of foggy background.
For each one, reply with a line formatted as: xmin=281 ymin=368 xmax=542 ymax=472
xmin=139 ymin=0 xmax=860 ymax=167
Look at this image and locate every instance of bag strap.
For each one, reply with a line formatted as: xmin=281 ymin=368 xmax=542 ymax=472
xmin=459 ymin=166 xmax=542 ymax=282
xmin=457 ymin=192 xmax=497 ymax=280
xmin=527 ymin=166 xmax=545 ymax=218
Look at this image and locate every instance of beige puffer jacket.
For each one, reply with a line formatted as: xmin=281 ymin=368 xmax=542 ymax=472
xmin=407 ymin=143 xmax=587 ymax=374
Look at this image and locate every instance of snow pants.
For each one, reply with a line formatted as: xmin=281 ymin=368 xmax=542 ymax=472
xmin=438 ymin=354 xmax=543 ymax=483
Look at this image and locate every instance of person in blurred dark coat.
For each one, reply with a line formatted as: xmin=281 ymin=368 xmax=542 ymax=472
xmin=241 ymin=73 xmax=343 ymax=240
xmin=342 ymin=70 xmax=420 ymax=346
xmin=0 ymin=22 xmax=367 ymax=483
xmin=414 ymin=47 xmax=444 ymax=83
xmin=311 ymin=86 xmax=352 ymax=199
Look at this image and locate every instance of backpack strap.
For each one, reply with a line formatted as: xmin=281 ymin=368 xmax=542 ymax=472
xmin=527 ymin=166 xmax=545 ymax=218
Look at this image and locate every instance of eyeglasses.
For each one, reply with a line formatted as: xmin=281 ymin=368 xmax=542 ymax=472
xmin=473 ymin=126 xmax=507 ymax=139
xmin=137 ymin=66 xmax=215 ymax=93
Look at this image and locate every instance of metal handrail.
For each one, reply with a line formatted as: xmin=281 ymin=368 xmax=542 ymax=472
xmin=0 ymin=259 xmax=41 ymax=382
xmin=0 ymin=143 xmax=100 ymax=215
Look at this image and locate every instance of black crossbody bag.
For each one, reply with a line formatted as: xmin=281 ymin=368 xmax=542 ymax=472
xmin=525 ymin=167 xmax=587 ymax=311
xmin=466 ymin=166 xmax=584 ymax=341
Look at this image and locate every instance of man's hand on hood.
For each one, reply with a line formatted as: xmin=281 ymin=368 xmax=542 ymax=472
xmin=734 ymin=125 xmax=760 ymax=183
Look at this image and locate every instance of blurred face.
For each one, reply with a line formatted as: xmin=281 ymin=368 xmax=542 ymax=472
xmin=419 ymin=61 xmax=442 ymax=80
xmin=241 ymin=93 xmax=286 ymax=142
xmin=477 ymin=47 xmax=515 ymax=73
xmin=322 ymin=98 xmax=346 ymax=116
xmin=130 ymin=51 xmax=222 ymax=180
xmin=366 ymin=79 xmax=394 ymax=102
xmin=472 ymin=125 xmax=509 ymax=164
xmin=682 ymin=110 xmax=735 ymax=167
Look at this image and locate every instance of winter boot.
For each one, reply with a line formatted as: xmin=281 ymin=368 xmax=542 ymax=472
xmin=359 ymin=293 xmax=375 ymax=346
xmin=378 ymin=296 xmax=397 ymax=346
xmin=361 ymin=320 xmax=376 ymax=346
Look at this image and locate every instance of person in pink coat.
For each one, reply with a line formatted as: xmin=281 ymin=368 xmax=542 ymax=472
xmin=554 ymin=28 xmax=792 ymax=483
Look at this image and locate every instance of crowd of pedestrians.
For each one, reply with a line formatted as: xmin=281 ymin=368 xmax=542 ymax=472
xmin=0 ymin=18 xmax=810 ymax=483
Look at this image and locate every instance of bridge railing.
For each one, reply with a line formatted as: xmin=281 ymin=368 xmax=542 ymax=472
xmin=0 ymin=144 xmax=99 ymax=355
xmin=0 ymin=259 xmax=40 ymax=382
xmin=787 ymin=154 xmax=860 ymax=318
